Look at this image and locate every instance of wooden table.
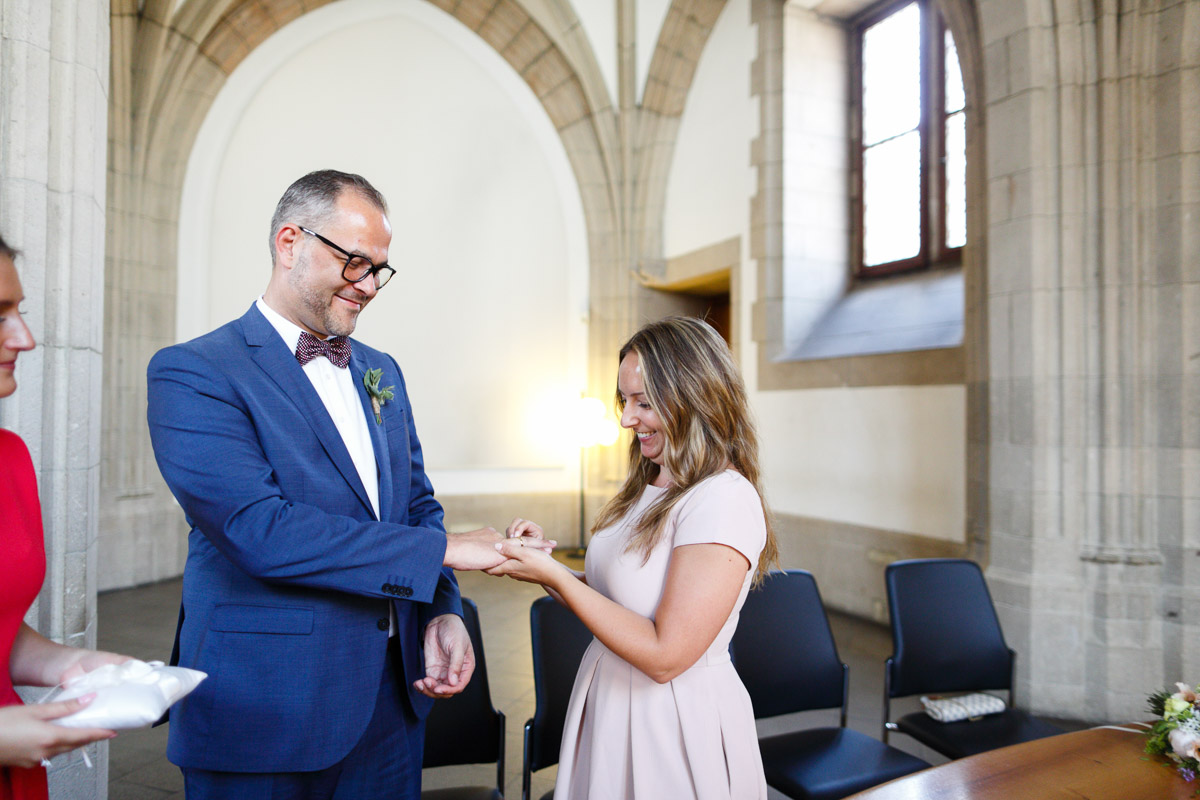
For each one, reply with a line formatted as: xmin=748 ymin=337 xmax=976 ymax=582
xmin=845 ymin=725 xmax=1195 ymax=799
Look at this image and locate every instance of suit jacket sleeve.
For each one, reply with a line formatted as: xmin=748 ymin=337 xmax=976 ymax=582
xmin=147 ymin=342 xmax=449 ymax=603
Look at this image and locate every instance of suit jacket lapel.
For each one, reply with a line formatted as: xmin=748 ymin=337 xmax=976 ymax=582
xmin=240 ymin=305 xmax=376 ymax=518
xmin=351 ymin=349 xmax=394 ymax=522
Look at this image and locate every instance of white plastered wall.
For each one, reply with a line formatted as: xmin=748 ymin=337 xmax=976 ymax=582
xmin=178 ymin=0 xmax=589 ymax=496
xmin=663 ymin=0 xmax=966 ymax=542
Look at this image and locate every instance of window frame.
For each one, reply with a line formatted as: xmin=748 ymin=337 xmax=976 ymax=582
xmin=850 ymin=0 xmax=964 ymax=279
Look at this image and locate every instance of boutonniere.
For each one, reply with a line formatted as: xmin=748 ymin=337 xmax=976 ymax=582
xmin=362 ymin=368 xmax=395 ymax=424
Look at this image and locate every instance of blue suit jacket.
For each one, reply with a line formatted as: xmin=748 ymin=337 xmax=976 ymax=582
xmin=146 ymin=304 xmax=461 ymax=773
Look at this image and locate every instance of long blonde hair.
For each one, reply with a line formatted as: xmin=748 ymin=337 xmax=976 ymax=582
xmin=591 ymin=316 xmax=779 ymax=582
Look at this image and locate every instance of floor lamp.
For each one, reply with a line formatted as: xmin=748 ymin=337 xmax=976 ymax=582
xmin=567 ymin=396 xmax=618 ymax=557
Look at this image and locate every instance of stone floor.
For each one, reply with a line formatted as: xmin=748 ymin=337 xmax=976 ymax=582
xmin=98 ymin=565 xmax=1080 ymax=799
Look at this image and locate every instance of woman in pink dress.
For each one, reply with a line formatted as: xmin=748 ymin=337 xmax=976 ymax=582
xmin=492 ymin=316 xmax=779 ymax=799
xmin=0 ymin=235 xmax=131 ymax=799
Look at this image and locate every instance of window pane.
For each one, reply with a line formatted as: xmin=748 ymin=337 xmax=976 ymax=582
xmin=945 ymin=29 xmax=965 ymax=114
xmin=945 ymin=110 xmax=966 ymax=249
xmin=862 ymin=2 xmax=921 ymax=146
xmin=863 ymin=130 xmax=921 ymax=267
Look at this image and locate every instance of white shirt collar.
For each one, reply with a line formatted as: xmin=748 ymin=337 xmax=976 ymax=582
xmin=256 ymin=296 xmax=308 ymax=354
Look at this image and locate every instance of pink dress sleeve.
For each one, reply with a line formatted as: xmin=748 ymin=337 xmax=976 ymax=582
xmin=671 ymin=471 xmax=766 ymax=565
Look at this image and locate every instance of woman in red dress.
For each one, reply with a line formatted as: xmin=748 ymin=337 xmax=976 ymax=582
xmin=0 ymin=235 xmax=131 ymax=799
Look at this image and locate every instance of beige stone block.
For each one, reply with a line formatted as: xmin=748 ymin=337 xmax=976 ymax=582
xmin=1180 ymin=67 xmax=1200 ymax=153
xmin=197 ymin=25 xmax=243 ymax=74
xmin=987 ymin=216 xmax=1033 ymax=295
xmin=524 ymin=46 xmax=571 ymax=95
xmin=225 ymin=2 xmax=275 ymax=47
xmin=987 ymin=91 xmax=1043 ymax=178
xmin=456 ymin=0 xmax=498 ymax=31
xmin=501 ymin=18 xmax=552 ymax=72
xmin=477 ymin=1 xmax=528 ymax=49
xmin=977 ymin=0 xmax=1032 ymax=47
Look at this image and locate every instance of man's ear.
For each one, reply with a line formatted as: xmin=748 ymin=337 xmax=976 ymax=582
xmin=275 ymin=224 xmax=301 ymax=270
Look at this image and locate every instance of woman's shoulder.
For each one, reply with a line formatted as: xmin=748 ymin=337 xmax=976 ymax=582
xmin=672 ymin=470 xmax=766 ymax=554
xmin=0 ymin=428 xmax=30 ymax=456
xmin=0 ymin=428 xmax=36 ymax=483
xmin=680 ymin=470 xmax=758 ymax=504
xmin=674 ymin=470 xmax=764 ymax=524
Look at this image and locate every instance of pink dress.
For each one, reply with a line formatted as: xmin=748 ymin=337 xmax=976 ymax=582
xmin=555 ymin=471 xmax=768 ymax=799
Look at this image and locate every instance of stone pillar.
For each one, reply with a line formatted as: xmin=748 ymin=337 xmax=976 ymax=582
xmin=0 ymin=0 xmax=111 ymax=796
xmin=981 ymin=0 xmax=1200 ymax=721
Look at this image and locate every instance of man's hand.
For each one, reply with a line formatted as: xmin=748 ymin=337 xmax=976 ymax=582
xmin=0 ymin=698 xmax=116 ymax=768
xmin=444 ymin=527 xmax=555 ymax=571
xmin=413 ymin=614 xmax=475 ymax=698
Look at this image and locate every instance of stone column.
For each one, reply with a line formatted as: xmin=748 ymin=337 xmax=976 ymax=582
xmin=981 ymin=0 xmax=1200 ymax=721
xmin=0 ymin=0 xmax=111 ymax=796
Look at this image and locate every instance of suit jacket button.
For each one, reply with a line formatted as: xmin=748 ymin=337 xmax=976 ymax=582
xmin=401 ymin=587 xmax=412 ymax=597
xmin=377 ymin=618 xmax=389 ymax=631
xmin=382 ymin=583 xmax=393 ymax=593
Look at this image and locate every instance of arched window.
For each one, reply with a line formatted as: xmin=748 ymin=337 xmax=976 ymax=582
xmin=853 ymin=0 xmax=965 ymax=277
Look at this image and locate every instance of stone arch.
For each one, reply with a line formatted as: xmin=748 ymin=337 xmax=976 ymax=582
xmin=101 ymin=0 xmax=628 ymax=586
xmin=629 ymin=0 xmax=730 ymax=271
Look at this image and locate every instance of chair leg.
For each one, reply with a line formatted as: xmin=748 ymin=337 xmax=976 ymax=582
xmin=883 ymin=663 xmax=893 ymax=744
xmin=496 ymin=712 xmax=506 ymax=796
xmin=522 ymin=719 xmax=533 ymax=800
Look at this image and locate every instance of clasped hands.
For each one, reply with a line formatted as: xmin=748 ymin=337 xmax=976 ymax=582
xmin=443 ymin=522 xmax=555 ymax=572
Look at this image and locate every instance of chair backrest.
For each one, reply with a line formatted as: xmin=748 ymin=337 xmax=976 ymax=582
xmin=525 ymin=596 xmax=593 ymax=774
xmin=729 ymin=569 xmax=847 ymax=719
xmin=422 ymin=598 xmax=504 ymax=779
xmin=885 ymin=559 xmax=1014 ymax=698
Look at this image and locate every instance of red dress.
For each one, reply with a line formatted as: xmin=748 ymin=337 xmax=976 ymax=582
xmin=0 ymin=429 xmax=50 ymax=800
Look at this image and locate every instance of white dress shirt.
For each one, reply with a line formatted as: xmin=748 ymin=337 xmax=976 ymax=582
xmin=256 ymin=297 xmax=380 ymax=519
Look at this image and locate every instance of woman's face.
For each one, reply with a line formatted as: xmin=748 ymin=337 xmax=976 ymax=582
xmin=618 ymin=352 xmax=666 ymax=467
xmin=0 ymin=254 xmax=36 ymax=399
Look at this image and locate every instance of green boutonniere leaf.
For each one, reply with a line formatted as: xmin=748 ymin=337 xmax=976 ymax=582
xmin=363 ymin=368 xmax=395 ymax=424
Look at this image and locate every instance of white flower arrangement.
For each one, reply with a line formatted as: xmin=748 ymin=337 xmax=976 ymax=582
xmin=1146 ymin=682 xmax=1200 ymax=791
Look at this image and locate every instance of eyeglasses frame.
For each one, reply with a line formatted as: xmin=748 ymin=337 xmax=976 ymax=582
xmin=297 ymin=226 xmax=396 ymax=289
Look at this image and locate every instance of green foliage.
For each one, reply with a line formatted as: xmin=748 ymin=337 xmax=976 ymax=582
xmin=1149 ymin=689 xmax=1173 ymax=718
xmin=362 ymin=368 xmax=395 ymax=424
xmin=1145 ymin=717 xmax=1174 ymax=756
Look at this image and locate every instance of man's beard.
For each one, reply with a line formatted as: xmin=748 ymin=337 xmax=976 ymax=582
xmin=291 ymin=251 xmax=362 ymax=338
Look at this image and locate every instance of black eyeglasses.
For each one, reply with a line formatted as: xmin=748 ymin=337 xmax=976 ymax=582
xmin=298 ymin=226 xmax=395 ymax=289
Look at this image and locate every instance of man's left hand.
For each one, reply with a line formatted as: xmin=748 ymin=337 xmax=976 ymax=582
xmin=414 ymin=614 xmax=475 ymax=698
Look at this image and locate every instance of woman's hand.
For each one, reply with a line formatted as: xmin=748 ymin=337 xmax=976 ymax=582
xmin=57 ymin=650 xmax=134 ymax=685
xmin=486 ymin=538 xmax=568 ymax=587
xmin=9 ymin=623 xmax=134 ymax=689
xmin=504 ymin=517 xmax=553 ymax=546
xmin=0 ymin=698 xmax=115 ymax=768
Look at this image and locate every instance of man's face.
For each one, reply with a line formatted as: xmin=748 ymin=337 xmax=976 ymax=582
xmin=287 ymin=192 xmax=391 ymax=339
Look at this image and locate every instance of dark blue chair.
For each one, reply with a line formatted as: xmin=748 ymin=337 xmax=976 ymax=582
xmin=731 ymin=570 xmax=929 ymax=800
xmin=522 ymin=596 xmax=593 ymax=800
xmin=883 ymin=558 xmax=1062 ymax=759
xmin=421 ymin=598 xmax=505 ymax=800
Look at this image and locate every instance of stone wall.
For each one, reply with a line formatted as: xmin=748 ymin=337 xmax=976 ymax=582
xmin=0 ymin=0 xmax=112 ymax=795
xmin=981 ymin=0 xmax=1200 ymax=721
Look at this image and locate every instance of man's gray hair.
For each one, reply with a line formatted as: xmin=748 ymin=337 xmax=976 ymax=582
xmin=268 ymin=170 xmax=388 ymax=265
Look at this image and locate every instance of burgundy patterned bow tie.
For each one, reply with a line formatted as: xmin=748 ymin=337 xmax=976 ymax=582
xmin=295 ymin=331 xmax=351 ymax=368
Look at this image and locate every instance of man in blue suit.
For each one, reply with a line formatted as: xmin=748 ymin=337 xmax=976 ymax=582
xmin=147 ymin=170 xmax=531 ymax=799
